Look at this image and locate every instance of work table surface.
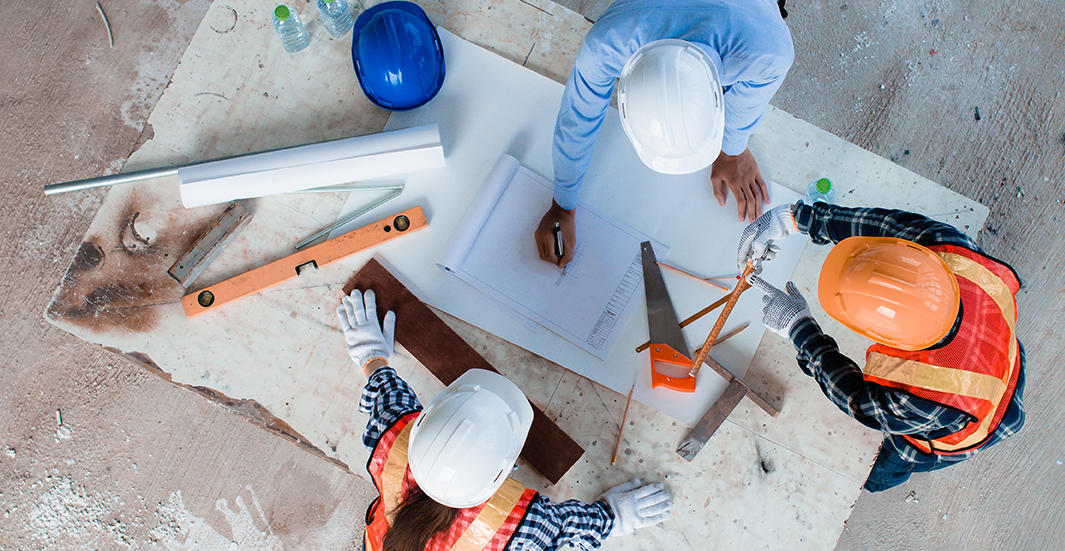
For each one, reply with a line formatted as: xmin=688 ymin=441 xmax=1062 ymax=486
xmin=45 ymin=0 xmax=987 ymax=549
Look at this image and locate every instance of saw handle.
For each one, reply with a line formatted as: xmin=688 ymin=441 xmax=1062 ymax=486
xmin=687 ymin=261 xmax=756 ymax=377
xmin=650 ymin=344 xmax=697 ymax=393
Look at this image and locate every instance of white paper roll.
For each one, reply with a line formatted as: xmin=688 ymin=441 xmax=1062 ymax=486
xmin=177 ymin=125 xmax=444 ymax=208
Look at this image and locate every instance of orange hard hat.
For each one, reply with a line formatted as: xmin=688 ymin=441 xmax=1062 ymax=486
xmin=818 ymin=237 xmax=960 ymax=351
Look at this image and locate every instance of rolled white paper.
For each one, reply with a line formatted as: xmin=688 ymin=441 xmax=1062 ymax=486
xmin=177 ymin=124 xmax=444 ymax=208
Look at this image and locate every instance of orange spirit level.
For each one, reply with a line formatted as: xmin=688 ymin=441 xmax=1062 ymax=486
xmin=181 ymin=206 xmax=427 ymax=318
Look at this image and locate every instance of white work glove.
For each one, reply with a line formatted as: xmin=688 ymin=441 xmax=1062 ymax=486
xmin=736 ymin=203 xmax=801 ymax=270
xmin=750 ymin=276 xmax=813 ymax=338
xmin=336 ymin=289 xmax=395 ymax=371
xmin=599 ymin=479 xmax=672 ymax=537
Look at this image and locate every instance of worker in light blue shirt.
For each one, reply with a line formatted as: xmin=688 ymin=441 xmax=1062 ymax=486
xmin=534 ymin=0 xmax=793 ymax=267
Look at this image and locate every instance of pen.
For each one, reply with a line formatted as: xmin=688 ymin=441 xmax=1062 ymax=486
xmin=553 ymin=222 xmax=565 ymax=260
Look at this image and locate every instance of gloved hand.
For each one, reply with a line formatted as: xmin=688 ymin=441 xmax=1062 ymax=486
xmin=736 ymin=203 xmax=800 ymax=271
xmin=336 ymin=289 xmax=395 ymax=372
xmin=750 ymin=276 xmax=812 ymax=338
xmin=599 ymin=479 xmax=672 ymax=537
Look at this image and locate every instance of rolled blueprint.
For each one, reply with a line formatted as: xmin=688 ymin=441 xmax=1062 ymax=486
xmin=177 ymin=124 xmax=444 ymax=208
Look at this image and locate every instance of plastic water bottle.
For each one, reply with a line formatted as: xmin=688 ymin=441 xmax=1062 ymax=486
xmin=317 ymin=0 xmax=354 ymax=39
xmin=273 ymin=5 xmax=310 ymax=53
xmin=805 ymin=177 xmax=835 ymax=204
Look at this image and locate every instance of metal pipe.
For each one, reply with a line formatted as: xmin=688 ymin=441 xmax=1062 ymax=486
xmin=44 ymin=134 xmax=364 ymax=196
xmin=44 ymin=166 xmax=180 ymax=195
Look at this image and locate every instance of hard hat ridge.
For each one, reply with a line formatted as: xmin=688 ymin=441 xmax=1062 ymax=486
xmin=408 ymin=369 xmax=533 ymax=508
xmin=618 ymin=39 xmax=725 ymax=174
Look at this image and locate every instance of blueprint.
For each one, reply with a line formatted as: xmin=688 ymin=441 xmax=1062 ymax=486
xmin=440 ymin=154 xmax=665 ymax=359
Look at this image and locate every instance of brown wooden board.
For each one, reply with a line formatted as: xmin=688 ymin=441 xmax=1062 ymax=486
xmin=675 ymin=379 xmax=747 ymax=462
xmin=344 ymin=258 xmax=584 ymax=484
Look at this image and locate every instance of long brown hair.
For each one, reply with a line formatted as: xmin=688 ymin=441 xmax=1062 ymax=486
xmin=383 ymin=488 xmax=459 ymax=551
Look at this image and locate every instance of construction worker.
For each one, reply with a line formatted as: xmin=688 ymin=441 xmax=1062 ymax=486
xmin=737 ymin=202 xmax=1025 ymax=491
xmin=336 ymin=289 xmax=672 ymax=551
xmin=535 ymin=0 xmax=793 ymax=268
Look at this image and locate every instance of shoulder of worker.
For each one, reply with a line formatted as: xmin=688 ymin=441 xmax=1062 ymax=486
xmin=588 ymin=0 xmax=793 ymax=66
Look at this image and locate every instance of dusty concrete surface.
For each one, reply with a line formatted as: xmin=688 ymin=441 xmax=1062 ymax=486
xmin=774 ymin=2 xmax=1065 ymax=549
xmin=0 ymin=0 xmax=375 ymax=549
xmin=1 ymin=0 xmax=1063 ymax=549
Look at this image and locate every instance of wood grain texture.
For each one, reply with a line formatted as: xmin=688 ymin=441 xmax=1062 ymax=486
xmin=344 ymin=258 xmax=584 ymax=484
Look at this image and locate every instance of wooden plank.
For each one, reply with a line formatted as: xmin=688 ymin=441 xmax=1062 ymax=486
xmin=182 ymin=207 xmax=427 ymax=318
xmin=675 ymin=379 xmax=747 ymax=462
xmin=344 ymin=258 xmax=584 ymax=484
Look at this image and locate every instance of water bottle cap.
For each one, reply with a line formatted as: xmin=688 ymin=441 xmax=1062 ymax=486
xmin=816 ymin=178 xmax=832 ymax=194
xmin=323 ymin=0 xmax=335 ymax=3
xmin=275 ymin=5 xmax=290 ymax=20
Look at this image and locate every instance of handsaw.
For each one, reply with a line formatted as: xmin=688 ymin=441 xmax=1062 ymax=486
xmin=640 ymin=241 xmax=696 ymax=392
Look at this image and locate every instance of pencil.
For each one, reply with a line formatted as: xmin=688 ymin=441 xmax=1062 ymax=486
xmin=611 ymin=383 xmax=636 ymax=465
xmin=656 ymin=261 xmax=730 ymax=292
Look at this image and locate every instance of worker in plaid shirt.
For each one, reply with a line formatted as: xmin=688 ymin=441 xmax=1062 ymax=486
xmin=738 ymin=202 xmax=1025 ymax=492
xmin=337 ymin=289 xmax=671 ymax=551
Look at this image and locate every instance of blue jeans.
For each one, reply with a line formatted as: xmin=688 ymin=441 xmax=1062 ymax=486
xmin=864 ymin=437 xmax=952 ymax=492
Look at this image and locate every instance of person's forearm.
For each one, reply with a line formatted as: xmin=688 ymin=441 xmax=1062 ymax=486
xmin=552 ymin=44 xmax=618 ymax=210
xmin=359 ymin=367 xmax=422 ymax=451
xmin=793 ymin=203 xmax=980 ymax=250
xmin=509 ymin=497 xmax=614 ymax=551
xmin=720 ymin=77 xmax=788 ymax=156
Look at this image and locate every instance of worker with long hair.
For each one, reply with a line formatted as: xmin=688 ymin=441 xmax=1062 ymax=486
xmin=737 ymin=202 xmax=1025 ymax=491
xmin=337 ymin=289 xmax=673 ymax=551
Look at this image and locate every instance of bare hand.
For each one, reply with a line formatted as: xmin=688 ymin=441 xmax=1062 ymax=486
xmin=534 ymin=200 xmax=576 ymax=268
xmin=711 ymin=148 xmax=771 ymax=222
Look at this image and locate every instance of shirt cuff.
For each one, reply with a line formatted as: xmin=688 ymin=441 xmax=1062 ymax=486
xmin=553 ymin=188 xmax=580 ymax=211
xmin=792 ymin=201 xmax=815 ymax=234
xmin=719 ymin=135 xmax=749 ymax=157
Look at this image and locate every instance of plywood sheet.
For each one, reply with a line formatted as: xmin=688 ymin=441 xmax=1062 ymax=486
xmin=42 ymin=0 xmax=989 ymax=549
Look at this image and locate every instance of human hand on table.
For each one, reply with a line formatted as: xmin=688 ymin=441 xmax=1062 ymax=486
xmin=599 ymin=479 xmax=672 ymax=537
xmin=534 ymin=200 xmax=576 ymax=268
xmin=336 ymin=289 xmax=395 ymax=375
xmin=711 ymin=148 xmax=771 ymax=222
xmin=749 ymin=276 xmax=812 ymax=338
xmin=736 ymin=203 xmax=800 ymax=270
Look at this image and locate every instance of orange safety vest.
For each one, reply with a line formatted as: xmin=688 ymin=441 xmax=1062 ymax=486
xmin=862 ymin=244 xmax=1021 ymax=455
xmin=365 ymin=412 xmax=536 ymax=551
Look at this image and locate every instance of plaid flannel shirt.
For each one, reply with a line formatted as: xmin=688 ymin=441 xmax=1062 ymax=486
xmin=787 ymin=202 xmax=1026 ymax=464
xmin=359 ymin=367 xmax=614 ymax=551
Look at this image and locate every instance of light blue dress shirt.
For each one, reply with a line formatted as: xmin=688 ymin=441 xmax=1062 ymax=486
xmin=552 ymin=0 xmax=794 ymax=210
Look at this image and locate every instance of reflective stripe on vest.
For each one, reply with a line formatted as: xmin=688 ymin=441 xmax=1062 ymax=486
xmin=365 ymin=413 xmax=533 ymax=551
xmin=863 ymin=248 xmax=1020 ymax=454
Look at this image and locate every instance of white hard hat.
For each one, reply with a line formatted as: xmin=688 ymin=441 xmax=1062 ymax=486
xmin=618 ymin=39 xmax=725 ymax=174
xmin=408 ymin=369 xmax=533 ymax=508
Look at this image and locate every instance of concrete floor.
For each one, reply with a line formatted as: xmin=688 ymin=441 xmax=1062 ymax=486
xmin=2 ymin=0 xmax=1062 ymax=549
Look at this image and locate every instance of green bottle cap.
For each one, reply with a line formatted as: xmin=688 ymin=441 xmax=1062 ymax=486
xmin=275 ymin=5 xmax=290 ymax=20
xmin=816 ymin=178 xmax=832 ymax=194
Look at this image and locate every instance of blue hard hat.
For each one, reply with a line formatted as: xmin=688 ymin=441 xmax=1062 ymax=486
xmin=351 ymin=1 xmax=445 ymax=111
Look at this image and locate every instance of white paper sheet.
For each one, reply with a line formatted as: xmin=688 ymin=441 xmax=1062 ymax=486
xmin=440 ymin=154 xmax=665 ymax=359
xmin=177 ymin=125 xmax=444 ymax=208
xmin=332 ymin=29 xmax=805 ymax=425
